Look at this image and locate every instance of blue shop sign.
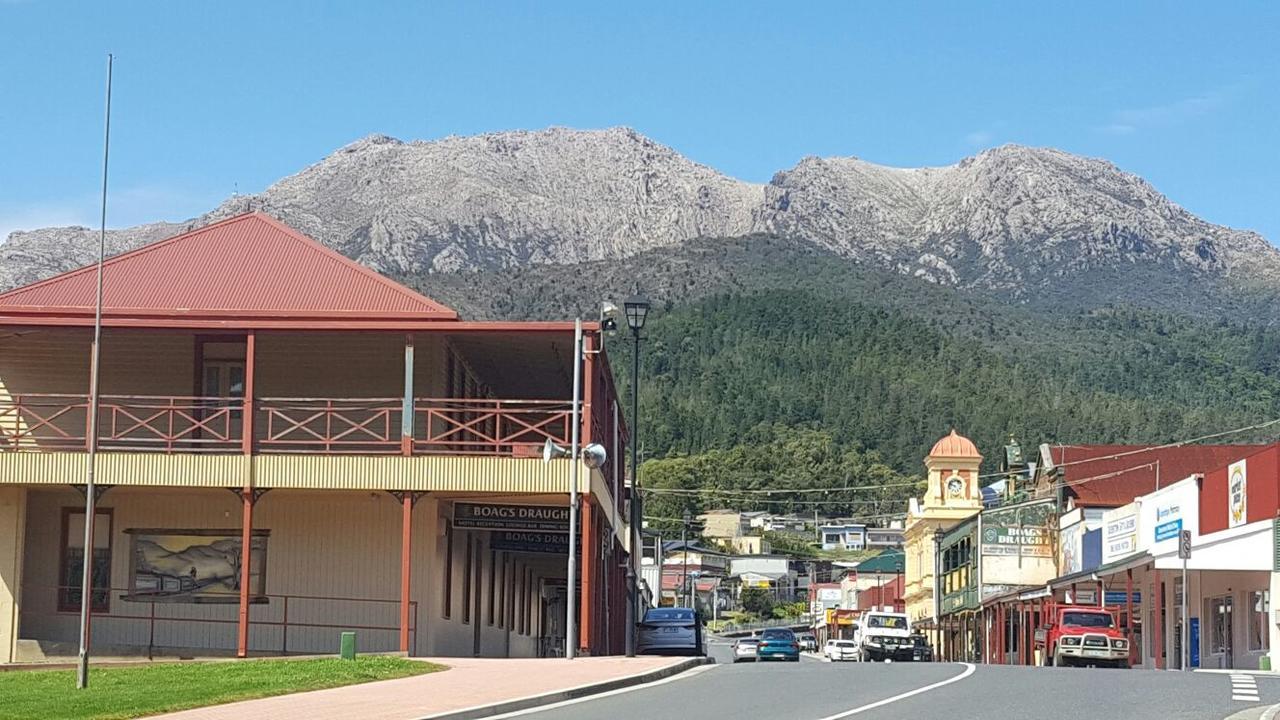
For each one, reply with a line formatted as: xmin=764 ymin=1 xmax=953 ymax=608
xmin=1190 ymin=618 xmax=1200 ymax=667
xmin=1104 ymin=591 xmax=1141 ymax=605
xmin=1155 ymin=518 xmax=1183 ymax=543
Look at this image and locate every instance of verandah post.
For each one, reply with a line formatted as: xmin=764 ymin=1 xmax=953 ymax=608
xmin=236 ymin=330 xmax=256 ymax=658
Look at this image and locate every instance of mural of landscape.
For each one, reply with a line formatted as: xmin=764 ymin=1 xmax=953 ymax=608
xmin=126 ymin=529 xmax=269 ymax=602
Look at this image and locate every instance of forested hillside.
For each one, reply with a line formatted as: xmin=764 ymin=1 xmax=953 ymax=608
xmin=611 ymin=291 xmax=1280 ymax=526
xmin=410 ymin=237 xmax=1280 ymax=526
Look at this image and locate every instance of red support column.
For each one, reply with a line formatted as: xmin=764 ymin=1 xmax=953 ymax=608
xmin=399 ymin=494 xmax=413 ymax=653
xmin=236 ymin=331 xmax=257 ymax=659
xmin=579 ymin=498 xmax=595 ymax=652
xmin=237 ymin=489 xmax=253 ymax=658
xmin=1152 ymin=569 xmax=1163 ymax=669
xmin=1126 ymin=569 xmax=1135 ymax=667
xmin=582 ymin=334 xmax=595 ymax=446
xmin=993 ymin=602 xmax=1003 ymax=661
xmin=1020 ymin=603 xmax=1028 ymax=665
xmin=241 ymin=331 xmax=256 ymax=454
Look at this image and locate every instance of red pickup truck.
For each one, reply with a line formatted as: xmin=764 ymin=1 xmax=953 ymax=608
xmin=1034 ymin=606 xmax=1130 ymax=668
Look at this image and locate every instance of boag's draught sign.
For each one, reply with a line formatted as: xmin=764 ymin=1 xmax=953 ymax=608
xmin=453 ymin=502 xmax=571 ymax=532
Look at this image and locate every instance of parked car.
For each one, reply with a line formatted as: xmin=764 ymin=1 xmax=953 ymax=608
xmin=756 ymin=628 xmax=801 ymax=662
xmin=636 ymin=607 xmax=704 ymax=656
xmin=797 ymin=633 xmax=818 ymax=652
xmin=733 ymin=637 xmax=760 ymax=663
xmin=825 ymin=639 xmax=859 ymax=662
xmin=893 ymin=635 xmax=933 ymax=662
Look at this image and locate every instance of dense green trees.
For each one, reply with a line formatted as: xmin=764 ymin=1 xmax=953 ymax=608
xmin=623 ymin=291 xmax=1280 ymax=530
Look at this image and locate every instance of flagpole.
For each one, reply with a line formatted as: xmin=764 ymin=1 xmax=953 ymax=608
xmin=77 ymin=52 xmax=112 ymax=690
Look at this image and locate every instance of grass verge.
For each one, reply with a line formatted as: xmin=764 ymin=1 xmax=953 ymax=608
xmin=0 ymin=656 xmax=445 ymax=720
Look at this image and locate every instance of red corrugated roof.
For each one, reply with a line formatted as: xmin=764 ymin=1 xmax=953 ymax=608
xmin=1054 ymin=444 xmax=1265 ymax=507
xmin=0 ymin=212 xmax=458 ymax=326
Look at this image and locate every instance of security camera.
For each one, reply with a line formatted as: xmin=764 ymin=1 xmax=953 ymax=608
xmin=600 ymin=302 xmax=620 ymax=337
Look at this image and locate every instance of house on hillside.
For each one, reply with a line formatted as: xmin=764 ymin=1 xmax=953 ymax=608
xmin=819 ymin=522 xmax=867 ymax=551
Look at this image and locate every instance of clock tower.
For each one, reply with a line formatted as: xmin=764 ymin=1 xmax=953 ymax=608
xmin=902 ymin=430 xmax=984 ymax=635
xmin=922 ymin=429 xmax=984 ymax=511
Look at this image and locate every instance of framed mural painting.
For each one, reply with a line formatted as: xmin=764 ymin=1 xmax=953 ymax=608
xmin=123 ymin=528 xmax=270 ymax=604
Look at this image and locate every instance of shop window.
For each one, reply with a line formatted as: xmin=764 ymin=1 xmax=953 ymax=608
xmin=524 ymin=568 xmax=533 ymax=636
xmin=1250 ymin=590 xmax=1270 ymax=652
xmin=59 ymin=508 xmax=112 ymax=613
xmin=497 ymin=553 xmax=507 ymax=628
xmin=487 ymin=549 xmax=497 ymax=626
xmin=462 ymin=534 xmax=473 ymax=624
xmin=442 ymin=520 xmax=453 ymax=619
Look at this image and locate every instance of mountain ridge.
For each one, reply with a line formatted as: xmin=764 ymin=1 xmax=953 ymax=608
xmin=2 ymin=127 xmax=1275 ymax=317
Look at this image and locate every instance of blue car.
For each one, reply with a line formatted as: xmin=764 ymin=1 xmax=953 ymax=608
xmin=756 ymin=628 xmax=801 ymax=662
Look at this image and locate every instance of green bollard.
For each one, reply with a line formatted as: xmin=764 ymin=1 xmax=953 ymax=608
xmin=340 ymin=631 xmax=357 ymax=660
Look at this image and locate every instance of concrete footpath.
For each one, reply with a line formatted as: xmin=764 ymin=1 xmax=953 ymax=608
xmin=149 ymin=656 xmax=708 ymax=720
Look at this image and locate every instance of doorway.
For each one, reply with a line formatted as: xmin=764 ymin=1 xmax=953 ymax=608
xmin=1210 ymin=595 xmax=1234 ymax=669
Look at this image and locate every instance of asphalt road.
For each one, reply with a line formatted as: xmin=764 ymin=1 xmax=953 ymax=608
xmin=503 ymin=640 xmax=1280 ymax=720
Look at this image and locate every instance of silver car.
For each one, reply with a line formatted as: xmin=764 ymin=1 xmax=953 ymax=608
xmin=636 ymin=607 xmax=703 ymax=656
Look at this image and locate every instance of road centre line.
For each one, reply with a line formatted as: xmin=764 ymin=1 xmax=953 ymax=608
xmin=813 ymin=663 xmax=977 ymax=720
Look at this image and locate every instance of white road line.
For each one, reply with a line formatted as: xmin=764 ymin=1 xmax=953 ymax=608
xmin=813 ymin=663 xmax=977 ymax=720
xmin=475 ymin=663 xmax=720 ymax=719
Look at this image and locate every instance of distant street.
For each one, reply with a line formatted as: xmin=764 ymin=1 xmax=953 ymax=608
xmin=506 ymin=639 xmax=1280 ymax=720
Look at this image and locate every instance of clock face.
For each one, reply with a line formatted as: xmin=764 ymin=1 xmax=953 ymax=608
xmin=946 ymin=477 xmax=964 ymax=497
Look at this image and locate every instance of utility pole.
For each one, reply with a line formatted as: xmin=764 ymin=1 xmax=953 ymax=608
xmin=77 ymin=52 xmax=113 ymax=691
xmin=1179 ymin=529 xmax=1191 ymax=670
xmin=565 ymin=320 xmax=582 ymax=660
xmin=681 ymin=509 xmax=690 ymax=607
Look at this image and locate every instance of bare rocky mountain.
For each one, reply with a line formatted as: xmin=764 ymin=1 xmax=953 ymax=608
xmin=2 ymin=127 xmax=1276 ymax=312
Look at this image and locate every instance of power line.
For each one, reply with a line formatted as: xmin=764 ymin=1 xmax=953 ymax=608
xmin=641 ymin=480 xmax=922 ymax=495
xmin=976 ymin=416 xmax=1280 ymax=480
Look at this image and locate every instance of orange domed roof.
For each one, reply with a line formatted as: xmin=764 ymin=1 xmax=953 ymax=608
xmin=929 ymin=430 xmax=981 ymax=459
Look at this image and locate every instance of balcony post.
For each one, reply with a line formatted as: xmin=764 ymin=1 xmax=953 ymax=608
xmin=402 ymin=334 xmax=414 ymax=456
xmin=237 ymin=488 xmax=253 ymax=658
xmin=579 ymin=497 xmax=594 ymax=653
xmin=241 ymin=331 xmax=256 ymax=455
xmin=582 ymin=334 xmax=595 ymax=445
xmin=401 ymin=494 xmax=411 ymax=652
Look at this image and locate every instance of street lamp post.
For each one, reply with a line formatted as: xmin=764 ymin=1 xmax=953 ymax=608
xmin=934 ymin=526 xmax=945 ymax=661
xmin=623 ymin=294 xmax=650 ymax=657
xmin=895 ymin=561 xmax=903 ymax=612
xmin=681 ymin=509 xmax=691 ymax=607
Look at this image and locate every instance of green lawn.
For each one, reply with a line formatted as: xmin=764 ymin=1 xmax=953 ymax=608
xmin=0 ymin=656 xmax=445 ymax=720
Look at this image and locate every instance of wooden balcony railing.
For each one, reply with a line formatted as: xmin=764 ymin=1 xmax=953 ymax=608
xmin=0 ymin=394 xmax=241 ymax=453
xmin=258 ymin=398 xmax=402 ymax=454
xmin=0 ymin=393 xmax=578 ymax=458
xmin=413 ymin=398 xmax=573 ymax=456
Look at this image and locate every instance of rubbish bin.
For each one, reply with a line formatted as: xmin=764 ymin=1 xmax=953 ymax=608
xmin=340 ymin=631 xmax=357 ymax=660
xmin=1261 ymin=655 xmax=1271 ymax=672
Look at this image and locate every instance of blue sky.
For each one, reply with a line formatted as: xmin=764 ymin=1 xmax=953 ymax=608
xmin=1 ymin=1 xmax=1277 ymax=241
